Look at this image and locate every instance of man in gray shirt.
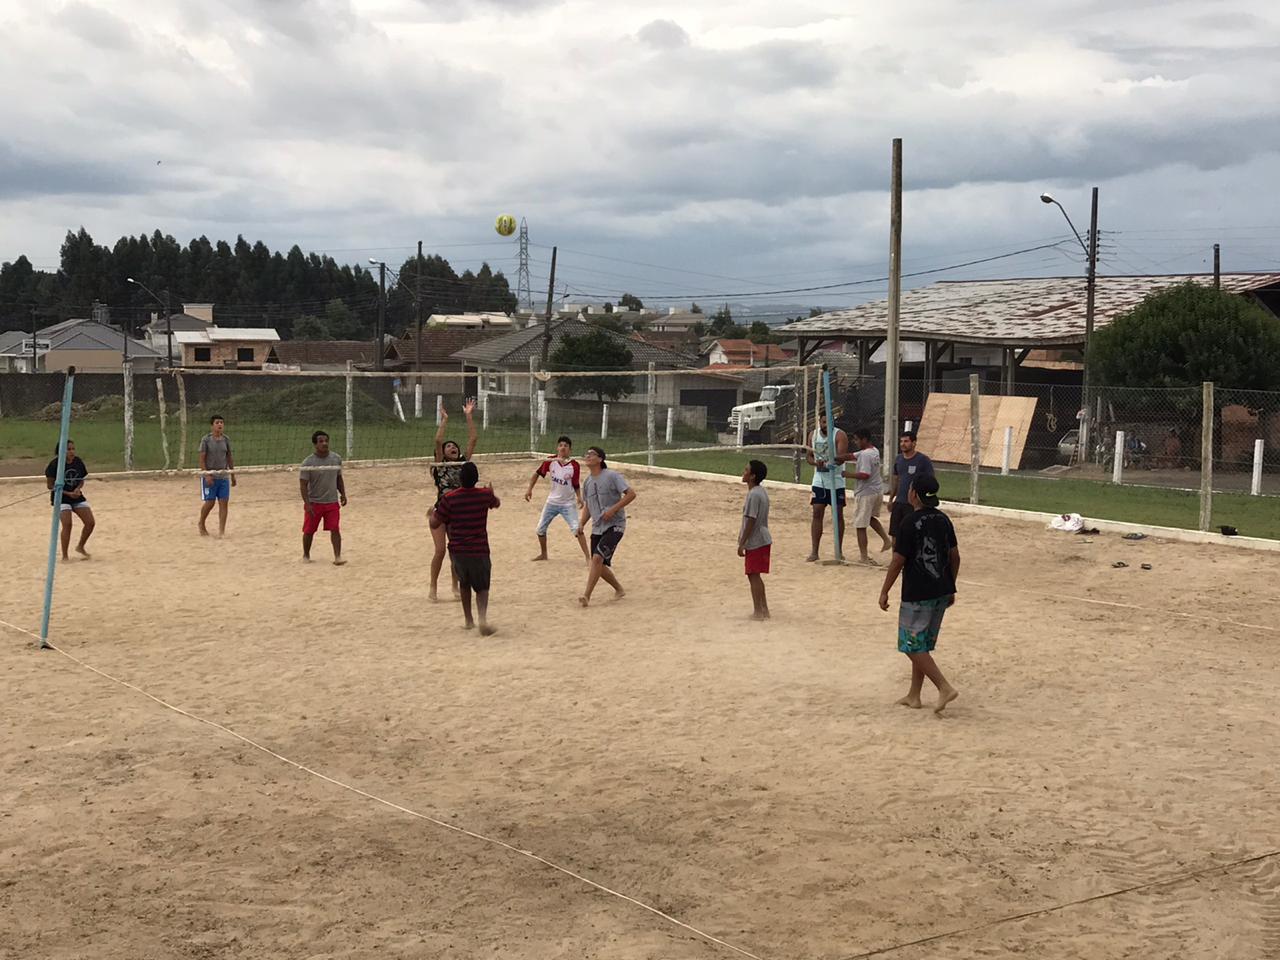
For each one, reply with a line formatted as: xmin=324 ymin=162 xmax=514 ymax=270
xmin=739 ymin=459 xmax=772 ymax=620
xmin=198 ymin=415 xmax=236 ymax=537
xmin=578 ymin=446 xmax=636 ymax=607
xmin=299 ymin=429 xmax=347 ymax=565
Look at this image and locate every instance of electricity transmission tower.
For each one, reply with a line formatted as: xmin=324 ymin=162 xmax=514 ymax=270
xmin=516 ymin=218 xmax=532 ymax=312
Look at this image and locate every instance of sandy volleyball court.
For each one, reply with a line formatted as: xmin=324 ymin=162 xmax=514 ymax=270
xmin=2 ymin=462 xmax=1279 ymax=959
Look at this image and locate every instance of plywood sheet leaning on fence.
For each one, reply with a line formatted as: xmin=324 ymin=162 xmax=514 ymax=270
xmin=918 ymin=392 xmax=1039 ymax=468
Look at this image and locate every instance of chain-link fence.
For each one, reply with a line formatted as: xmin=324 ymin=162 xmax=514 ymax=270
xmin=0 ymin=364 xmax=820 ymax=478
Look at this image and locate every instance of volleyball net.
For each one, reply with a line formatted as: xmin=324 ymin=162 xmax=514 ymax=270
xmin=0 ymin=362 xmax=829 ymax=479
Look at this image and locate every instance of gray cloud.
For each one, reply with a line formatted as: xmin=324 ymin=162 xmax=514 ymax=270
xmin=637 ymin=19 xmax=690 ymax=49
xmin=2 ymin=0 xmax=1280 ymax=292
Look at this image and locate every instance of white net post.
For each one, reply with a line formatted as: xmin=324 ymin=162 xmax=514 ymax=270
xmin=538 ymin=389 xmax=547 ymax=436
xmin=736 ymin=412 xmax=745 ymax=448
xmin=123 ymin=361 xmax=135 ymax=471
xmin=1001 ymin=424 xmax=1012 ymax=476
xmin=156 ymin=377 xmax=170 ymax=470
xmin=1199 ymin=381 xmax=1213 ymax=531
xmin=482 ymin=389 xmax=490 ymax=430
xmin=1112 ymin=430 xmax=1125 ymax=484
xmin=1253 ymin=438 xmax=1265 ymax=496
xmin=176 ymin=373 xmax=188 ymax=468
xmin=793 ymin=367 xmax=804 ymax=483
xmin=969 ymin=373 xmax=980 ymax=505
xmin=665 ymin=406 xmax=674 ymax=444
xmin=646 ymin=361 xmax=656 ymax=466
xmin=414 ymin=380 xmax=423 ymax=419
xmin=528 ymin=357 xmax=537 ymax=454
xmin=436 ymin=394 xmax=443 ymax=425
xmin=601 ymin=403 xmax=609 ymax=439
xmin=345 ymin=360 xmax=355 ymax=460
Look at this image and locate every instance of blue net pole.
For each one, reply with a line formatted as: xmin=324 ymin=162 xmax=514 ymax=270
xmin=40 ymin=367 xmax=77 ymax=649
xmin=822 ymin=370 xmax=843 ymax=561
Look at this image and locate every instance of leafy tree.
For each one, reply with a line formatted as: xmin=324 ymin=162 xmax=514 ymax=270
xmin=603 ymin=302 xmax=614 ymax=313
xmin=619 ymin=292 xmax=644 ymax=311
xmin=1091 ymin=282 xmax=1280 ymax=390
xmin=709 ymin=303 xmax=745 ymax=338
xmin=690 ymin=302 xmax=703 ymax=314
xmin=809 ymin=306 xmax=824 ymax=318
xmin=747 ymin=320 xmax=776 ymax=343
xmin=324 ymin=299 xmax=364 ymax=339
xmin=692 ymin=321 xmax=707 ymax=337
xmin=291 ymin=314 xmax=331 ymax=340
xmin=551 ymin=329 xmax=635 ymax=403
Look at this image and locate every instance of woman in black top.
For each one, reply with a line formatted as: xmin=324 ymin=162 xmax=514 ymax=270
xmin=45 ymin=440 xmax=96 ymax=560
xmin=428 ymin=399 xmax=478 ymax=600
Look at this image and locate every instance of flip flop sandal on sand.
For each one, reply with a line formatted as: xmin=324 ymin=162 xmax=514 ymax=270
xmin=1112 ymin=561 xmax=1129 ymax=568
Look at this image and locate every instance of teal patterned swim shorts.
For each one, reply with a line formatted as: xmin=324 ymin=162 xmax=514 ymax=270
xmin=897 ymin=596 xmax=951 ymax=654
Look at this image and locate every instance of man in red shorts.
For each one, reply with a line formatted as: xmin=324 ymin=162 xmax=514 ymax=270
xmin=738 ymin=459 xmax=772 ymax=620
xmin=300 ymin=429 xmax=347 ymax=565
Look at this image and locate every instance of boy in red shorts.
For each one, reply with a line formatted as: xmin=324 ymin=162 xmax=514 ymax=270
xmin=300 ymin=429 xmax=347 ymax=565
xmin=738 ymin=459 xmax=772 ymax=620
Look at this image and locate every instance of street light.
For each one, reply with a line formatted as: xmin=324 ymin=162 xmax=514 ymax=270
xmin=126 ymin=277 xmax=172 ymax=368
xmin=368 ymin=259 xmax=387 ymax=372
xmin=1040 ymin=187 xmax=1099 ymax=457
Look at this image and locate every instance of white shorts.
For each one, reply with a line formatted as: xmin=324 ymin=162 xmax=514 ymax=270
xmin=851 ymin=495 xmax=880 ymax=528
xmin=59 ymin=501 xmax=90 ymax=512
xmin=537 ymin=500 xmax=579 ymax=536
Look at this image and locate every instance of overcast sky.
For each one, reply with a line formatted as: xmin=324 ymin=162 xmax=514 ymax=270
xmin=3 ymin=0 xmax=1279 ymax=315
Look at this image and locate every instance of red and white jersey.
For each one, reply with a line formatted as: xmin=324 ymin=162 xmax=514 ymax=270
xmin=537 ymin=457 xmax=581 ymax=505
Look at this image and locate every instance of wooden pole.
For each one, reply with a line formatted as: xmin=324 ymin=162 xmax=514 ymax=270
xmin=646 ymin=361 xmax=657 ymax=466
xmin=156 ymin=377 xmax=170 ymax=470
xmin=884 ymin=137 xmax=903 ymax=484
xmin=176 ymin=373 xmax=188 ymax=469
xmin=969 ymin=373 xmax=980 ymax=505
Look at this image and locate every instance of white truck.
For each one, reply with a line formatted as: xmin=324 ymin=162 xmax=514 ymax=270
xmin=727 ymin=384 xmax=796 ymax=443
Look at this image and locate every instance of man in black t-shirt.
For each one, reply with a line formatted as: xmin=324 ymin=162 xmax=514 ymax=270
xmin=878 ymin=475 xmax=959 ymax=714
xmin=45 ymin=440 xmax=96 ymax=560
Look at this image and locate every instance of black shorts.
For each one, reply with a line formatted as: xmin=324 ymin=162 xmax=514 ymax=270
xmin=889 ymin=500 xmax=914 ymax=537
xmin=451 ymin=555 xmax=492 ymax=592
xmin=590 ymin=528 xmax=624 ymax=566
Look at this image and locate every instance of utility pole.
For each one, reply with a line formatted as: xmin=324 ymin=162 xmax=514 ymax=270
xmin=540 ymin=246 xmax=558 ymax=369
xmin=30 ymin=306 xmax=37 ymax=373
xmin=1214 ymin=243 xmax=1221 ymax=288
xmin=517 ymin=218 xmax=532 ymax=314
xmin=883 ymin=138 xmax=903 ymax=477
xmin=1082 ymin=186 xmax=1099 ymax=452
xmin=375 ymin=262 xmax=386 ymax=372
xmin=415 ymin=240 xmax=423 ymax=374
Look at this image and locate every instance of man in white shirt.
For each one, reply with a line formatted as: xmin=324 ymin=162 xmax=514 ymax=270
xmin=845 ymin=427 xmax=892 ymax=563
xmin=525 ymin=435 xmax=589 ymax=562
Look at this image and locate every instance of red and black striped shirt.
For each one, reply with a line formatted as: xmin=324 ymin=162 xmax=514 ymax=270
xmin=436 ymin=486 xmax=498 ymax=557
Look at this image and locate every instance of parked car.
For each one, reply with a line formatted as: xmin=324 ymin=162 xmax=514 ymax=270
xmin=1056 ymin=429 xmax=1079 ymax=464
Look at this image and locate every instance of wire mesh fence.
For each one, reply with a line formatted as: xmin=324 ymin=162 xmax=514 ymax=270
xmin=0 ymin=364 xmax=819 ymax=478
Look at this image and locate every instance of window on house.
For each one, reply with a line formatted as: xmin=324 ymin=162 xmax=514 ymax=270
xmin=237 ymin=347 xmax=255 ymax=363
xmin=193 ymin=347 xmax=211 ymax=362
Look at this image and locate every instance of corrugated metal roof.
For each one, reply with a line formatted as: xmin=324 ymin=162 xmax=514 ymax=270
xmin=175 ymin=326 xmax=281 ymax=345
xmin=781 ymin=273 xmax=1280 ymax=347
xmin=450 ymin=319 xmax=695 ymax=368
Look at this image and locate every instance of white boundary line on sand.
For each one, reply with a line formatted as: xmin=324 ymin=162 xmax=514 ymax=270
xmin=0 ymin=615 xmax=766 ymax=960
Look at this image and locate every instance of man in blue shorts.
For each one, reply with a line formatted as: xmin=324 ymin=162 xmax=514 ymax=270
xmin=578 ymin=446 xmax=635 ymax=607
xmin=878 ymin=475 xmax=960 ymax=715
xmin=198 ymin=415 xmax=236 ymax=537
xmin=806 ymin=411 xmax=849 ymax=562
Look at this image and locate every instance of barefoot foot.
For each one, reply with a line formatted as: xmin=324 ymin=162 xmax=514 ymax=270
xmin=934 ymin=686 xmax=959 ymax=714
xmin=896 ymin=695 xmax=923 ymax=709
xmin=479 ymin=625 xmax=496 ymax=637
xmin=578 ymin=596 xmax=590 ymax=608
xmin=531 ymin=555 xmax=547 ymax=562
xmin=333 ymin=558 xmax=347 ymax=566
xmin=75 ymin=546 xmax=91 ymax=560
xmin=805 ymin=553 xmax=818 ymax=562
